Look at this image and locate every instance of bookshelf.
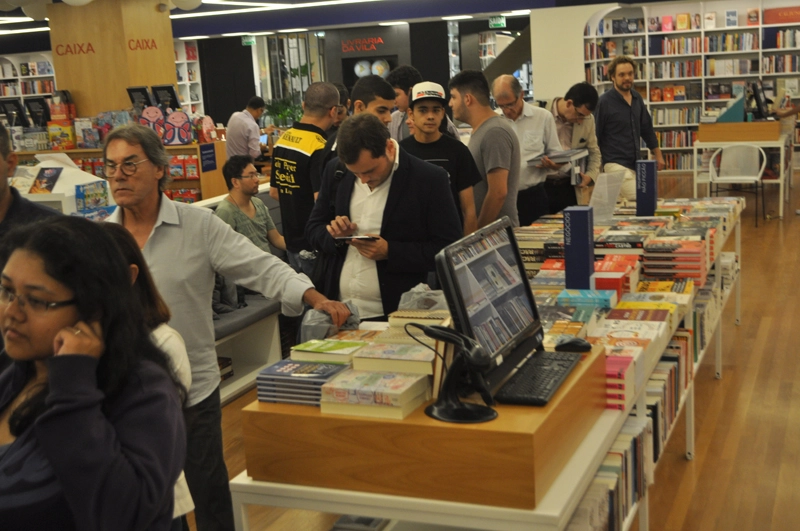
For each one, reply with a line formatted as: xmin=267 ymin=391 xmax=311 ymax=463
xmin=583 ymin=0 xmax=800 ymax=173
xmin=478 ymin=31 xmax=514 ymax=69
xmin=173 ymin=39 xmax=204 ymax=116
xmin=0 ymin=51 xmax=56 ymax=119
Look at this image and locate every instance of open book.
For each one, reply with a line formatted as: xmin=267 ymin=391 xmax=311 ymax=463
xmin=527 ymin=148 xmax=589 ymax=185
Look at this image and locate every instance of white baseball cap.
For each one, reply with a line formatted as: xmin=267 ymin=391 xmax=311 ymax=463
xmin=410 ymin=81 xmax=446 ymax=106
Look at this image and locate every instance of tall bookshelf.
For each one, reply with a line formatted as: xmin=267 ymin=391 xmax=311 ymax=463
xmin=583 ymin=0 xmax=800 ymax=174
xmin=173 ymin=39 xmax=204 ymax=116
xmin=0 ymin=51 xmax=56 ymax=100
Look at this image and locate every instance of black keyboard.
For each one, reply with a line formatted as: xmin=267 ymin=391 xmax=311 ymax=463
xmin=494 ymin=351 xmax=582 ymax=406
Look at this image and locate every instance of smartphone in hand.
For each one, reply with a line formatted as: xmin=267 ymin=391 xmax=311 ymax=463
xmin=335 ymin=236 xmax=378 ymax=241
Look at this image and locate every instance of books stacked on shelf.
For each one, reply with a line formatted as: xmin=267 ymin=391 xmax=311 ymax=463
xmin=762 ymin=54 xmax=800 ymax=74
xmin=655 ymin=128 xmax=698 ymax=148
xmin=637 ymin=279 xmax=695 ymax=294
xmin=672 ymin=219 xmax=721 ymax=262
xmin=320 ymin=370 xmax=431 ymax=420
xmin=514 ymin=224 xmax=563 ymax=276
xmin=704 ymin=32 xmax=758 ymax=53
xmin=611 ymin=301 xmax=680 ymax=329
xmin=620 ymin=290 xmax=693 ymax=317
xmin=607 ymin=17 xmax=644 ymax=35
xmin=646 ymin=360 xmax=680 ymax=461
xmin=692 ymin=278 xmax=721 ymax=355
xmin=351 ymin=343 xmax=436 ymax=375
xmin=565 ymin=479 xmax=612 ymax=530
xmin=769 ymin=28 xmax=800 ymax=49
xmin=256 ymin=359 xmax=348 ymax=405
xmin=218 ymin=356 xmax=233 ymax=382
xmin=329 ymin=329 xmax=383 ymax=341
xmin=642 ymin=237 xmax=708 ymax=286
xmin=718 ymin=251 xmax=739 ymax=292
xmin=606 ymin=355 xmax=635 ymax=410
xmin=665 ymin=329 xmax=694 ymax=389
xmin=662 ymin=152 xmax=695 ymax=171
xmin=650 ymin=35 xmax=702 ymax=56
xmin=289 ymin=339 xmax=367 ymax=364
xmin=594 ymin=228 xmax=654 ymax=257
xmin=589 ymin=336 xmax=650 ymax=392
xmin=705 ymin=57 xmax=757 ymax=77
xmin=558 ymin=289 xmax=619 ymax=309
xmin=331 ymin=515 xmax=390 ymax=531
xmin=649 ymin=59 xmax=702 ymax=79
xmin=652 ymin=106 xmax=700 ymax=126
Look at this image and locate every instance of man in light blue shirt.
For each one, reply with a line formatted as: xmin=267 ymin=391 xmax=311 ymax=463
xmin=104 ymin=124 xmax=349 ymax=531
xmin=225 ymin=96 xmax=266 ymax=159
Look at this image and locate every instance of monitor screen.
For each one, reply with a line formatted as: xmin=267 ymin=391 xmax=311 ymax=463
xmin=435 ymin=217 xmax=543 ymax=389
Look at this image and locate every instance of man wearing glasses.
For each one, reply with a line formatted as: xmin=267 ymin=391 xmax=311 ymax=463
xmin=544 ymin=82 xmax=602 ymax=212
xmin=492 ymin=74 xmax=562 ymax=225
xmin=103 ymin=123 xmax=350 ymax=531
xmin=216 ymin=155 xmax=285 ymax=253
xmin=269 ymin=82 xmax=339 ymax=276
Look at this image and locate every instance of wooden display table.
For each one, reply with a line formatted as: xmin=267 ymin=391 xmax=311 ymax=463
xmin=242 ymin=347 xmax=605 ymax=511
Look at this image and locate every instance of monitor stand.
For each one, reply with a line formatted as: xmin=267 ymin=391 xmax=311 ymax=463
xmin=425 ymin=353 xmax=498 ymax=423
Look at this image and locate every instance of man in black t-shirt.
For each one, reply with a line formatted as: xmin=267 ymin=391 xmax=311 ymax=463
xmin=400 ymin=82 xmax=480 ymax=235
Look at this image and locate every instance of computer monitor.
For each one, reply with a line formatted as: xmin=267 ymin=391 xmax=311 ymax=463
xmin=435 ymin=217 xmax=544 ymax=392
xmin=0 ymin=98 xmax=29 ymax=127
xmin=751 ymin=80 xmax=770 ymax=120
xmin=150 ymin=84 xmax=180 ymax=112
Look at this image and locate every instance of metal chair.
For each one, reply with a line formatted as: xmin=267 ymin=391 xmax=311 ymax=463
xmin=709 ymin=145 xmax=767 ymax=226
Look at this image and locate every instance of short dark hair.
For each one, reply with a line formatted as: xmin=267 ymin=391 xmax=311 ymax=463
xmin=103 ymin=124 xmax=171 ymax=191
xmin=333 ymin=82 xmax=349 ymax=105
xmin=564 ymin=82 xmax=599 ymax=111
xmin=222 ymin=155 xmax=254 ymax=190
xmin=350 ymin=75 xmax=396 ymax=108
xmin=386 ymin=65 xmax=423 ymax=94
xmin=303 ymin=82 xmax=339 ymax=117
xmin=101 ymin=223 xmax=171 ymax=330
xmin=247 ymin=96 xmax=266 ymax=110
xmin=336 ymin=113 xmax=390 ymax=165
xmin=449 ymin=70 xmax=491 ymax=106
xmin=607 ymin=56 xmax=636 ymax=79
xmin=0 ymin=122 xmax=10 ymax=158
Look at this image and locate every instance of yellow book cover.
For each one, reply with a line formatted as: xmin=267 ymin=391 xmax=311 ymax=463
xmin=676 ymin=13 xmax=690 ymax=30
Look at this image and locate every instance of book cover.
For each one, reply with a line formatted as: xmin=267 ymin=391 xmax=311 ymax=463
xmin=387 ymin=309 xmax=450 ymax=327
xmin=321 ymin=369 xmax=430 ymax=407
xmin=676 ymin=13 xmax=690 ymax=30
xmin=725 ymin=10 xmax=738 ymax=27
xmin=257 ymin=359 xmax=348 ymax=383
xmin=329 ymin=329 xmax=383 ymax=342
xmin=636 ymin=160 xmax=658 ymax=217
xmin=692 ymin=13 xmax=701 ymax=29
xmin=648 ymin=17 xmax=660 ymax=32
xmin=673 ymin=85 xmax=686 ymax=101
xmin=661 ymin=15 xmax=674 ymax=32
xmin=747 ymin=8 xmax=759 ymax=26
xmin=352 ymin=343 xmax=435 ymax=375
xmin=606 ymin=40 xmax=617 ymax=58
xmin=661 ymin=86 xmax=675 ymax=102
xmin=29 ymin=167 xmax=62 ymax=194
xmin=650 ymin=86 xmax=662 ymax=102
xmin=320 ymin=389 xmax=430 ymax=420
xmin=564 ymin=206 xmax=595 ymax=290
xmin=291 ymin=339 xmax=366 ymax=355
xmin=373 ymin=326 xmax=435 ymax=346
xmin=704 ymin=12 xmax=716 ymax=29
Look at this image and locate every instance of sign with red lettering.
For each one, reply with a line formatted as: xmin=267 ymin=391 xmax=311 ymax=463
xmin=55 ymin=42 xmax=96 ymax=56
xmin=341 ymin=37 xmax=385 ymax=53
xmin=128 ymin=39 xmax=158 ymax=51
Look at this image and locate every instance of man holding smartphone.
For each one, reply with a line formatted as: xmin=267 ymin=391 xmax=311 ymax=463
xmin=306 ymin=114 xmax=462 ymax=320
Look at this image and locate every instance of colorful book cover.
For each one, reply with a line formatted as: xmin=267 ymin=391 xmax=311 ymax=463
xmin=661 ymin=15 xmax=674 ymax=32
xmin=725 ymin=10 xmax=738 ymax=27
xmin=320 ymin=370 xmax=429 ymax=407
xmin=747 ymin=8 xmax=759 ymax=26
xmin=29 ymin=167 xmax=62 ymax=194
xmin=257 ymin=359 xmax=348 ymax=383
xmin=676 ymin=13 xmax=690 ymax=30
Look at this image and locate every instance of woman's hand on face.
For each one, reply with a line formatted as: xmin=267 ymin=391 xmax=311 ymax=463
xmin=53 ymin=321 xmax=104 ymax=359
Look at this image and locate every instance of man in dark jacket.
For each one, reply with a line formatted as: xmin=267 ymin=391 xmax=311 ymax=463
xmin=306 ymin=114 xmax=462 ymax=319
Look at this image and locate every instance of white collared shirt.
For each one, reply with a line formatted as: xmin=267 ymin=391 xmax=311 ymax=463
xmin=339 ymin=139 xmax=400 ymax=318
xmin=497 ymin=102 xmax=562 ymax=189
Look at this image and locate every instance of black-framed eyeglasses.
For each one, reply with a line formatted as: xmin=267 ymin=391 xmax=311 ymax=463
xmin=495 ymin=95 xmax=521 ymax=111
xmin=236 ymin=172 xmax=262 ymax=180
xmin=0 ymin=285 xmax=77 ymax=314
xmin=103 ymin=159 xmax=150 ymax=179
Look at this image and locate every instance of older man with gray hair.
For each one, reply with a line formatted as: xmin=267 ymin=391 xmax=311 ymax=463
xmin=492 ymin=74 xmax=562 ymax=225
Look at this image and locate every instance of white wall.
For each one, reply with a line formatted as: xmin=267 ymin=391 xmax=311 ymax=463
xmin=530 ymin=3 xmax=618 ymax=101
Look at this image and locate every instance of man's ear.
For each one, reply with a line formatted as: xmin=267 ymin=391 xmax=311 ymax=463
xmin=353 ymin=100 xmax=365 ymax=114
xmin=129 ymin=264 xmax=139 ymax=285
xmin=5 ymin=152 xmax=18 ymax=176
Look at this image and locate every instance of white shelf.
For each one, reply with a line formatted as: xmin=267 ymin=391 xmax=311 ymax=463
xmin=763 ymin=47 xmax=800 ymax=52
xmin=659 ymin=146 xmax=696 ymax=150
xmin=704 ymin=25 xmax=757 ymax=33
xmin=651 ymin=53 xmax=704 ymax=59
xmin=650 ymin=29 xmax=702 ymax=36
xmin=704 ymin=49 xmax=760 ymax=55
xmin=649 ymin=76 xmax=704 ymax=81
xmin=650 ymin=100 xmax=703 ymax=105
xmin=762 ymin=71 xmax=800 ymax=76
xmin=653 ymin=123 xmax=700 ymax=128
xmin=706 ymin=73 xmax=760 ymax=78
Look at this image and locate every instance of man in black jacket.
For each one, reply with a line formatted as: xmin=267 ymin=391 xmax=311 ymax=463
xmin=305 ymin=114 xmax=462 ymax=319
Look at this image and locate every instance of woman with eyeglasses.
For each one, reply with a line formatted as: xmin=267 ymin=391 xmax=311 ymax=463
xmin=0 ymin=216 xmax=185 ymax=530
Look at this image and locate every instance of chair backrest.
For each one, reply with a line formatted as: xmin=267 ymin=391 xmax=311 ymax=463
xmin=709 ymin=145 xmax=767 ymax=181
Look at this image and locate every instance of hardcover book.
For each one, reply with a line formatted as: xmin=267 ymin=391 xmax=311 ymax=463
xmin=747 ymin=8 xmax=759 ymax=26
xmin=661 ymin=15 xmax=674 ymax=32
xmin=676 ymin=13 xmax=690 ymax=30
xmin=636 ymin=160 xmax=658 ymax=217
xmin=725 ymin=10 xmax=738 ymax=27
xmin=704 ymin=12 xmax=716 ymax=29
xmin=564 ymin=206 xmax=595 ymax=290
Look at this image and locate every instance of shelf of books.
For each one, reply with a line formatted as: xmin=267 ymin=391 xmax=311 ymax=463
xmin=173 ymin=39 xmax=204 ymax=116
xmin=583 ymin=0 xmax=800 ymax=173
xmin=0 ymin=51 xmax=56 ymax=99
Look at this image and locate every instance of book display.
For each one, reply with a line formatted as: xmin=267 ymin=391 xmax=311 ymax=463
xmin=173 ymin=39 xmax=204 ymax=116
xmin=0 ymin=51 xmax=56 ymax=99
xmin=583 ymin=0 xmax=800 ymax=173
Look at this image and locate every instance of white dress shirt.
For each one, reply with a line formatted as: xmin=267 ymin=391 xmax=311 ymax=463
xmin=498 ymin=102 xmax=562 ymax=189
xmin=339 ymin=140 xmax=400 ymax=318
xmin=226 ymin=109 xmax=261 ymax=159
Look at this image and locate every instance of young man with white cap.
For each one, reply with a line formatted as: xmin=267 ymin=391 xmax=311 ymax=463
xmin=400 ymin=81 xmax=481 ymax=236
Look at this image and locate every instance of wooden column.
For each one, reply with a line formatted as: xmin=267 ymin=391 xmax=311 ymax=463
xmin=47 ymin=0 xmax=177 ymax=116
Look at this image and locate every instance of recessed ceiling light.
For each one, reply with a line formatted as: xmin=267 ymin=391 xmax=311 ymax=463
xmin=278 ymin=28 xmax=308 ymax=33
xmin=179 ymin=35 xmax=210 ymax=40
xmin=379 ymin=21 xmax=408 ymax=26
xmin=221 ymin=32 xmax=252 ymax=36
xmin=251 ymin=31 xmax=275 ymax=36
xmin=442 ymin=15 xmax=473 ymax=21
xmin=501 ymin=10 xmax=531 ymax=16
xmin=0 ymin=27 xmax=50 ymax=36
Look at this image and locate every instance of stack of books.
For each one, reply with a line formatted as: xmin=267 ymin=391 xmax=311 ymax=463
xmin=351 ymin=342 xmax=436 ymax=375
xmin=256 ymin=360 xmax=348 ymax=405
xmin=218 ymin=356 xmax=233 ymax=382
xmin=642 ymin=238 xmax=708 ymax=286
xmin=289 ymin=339 xmax=367 ymax=364
xmin=320 ymin=369 xmax=431 ymax=420
xmin=370 ymin=309 xmax=449 ymax=347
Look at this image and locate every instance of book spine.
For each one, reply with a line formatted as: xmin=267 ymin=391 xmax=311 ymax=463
xmin=564 ymin=206 xmax=595 ymax=290
xmin=636 ymin=160 xmax=658 ymax=217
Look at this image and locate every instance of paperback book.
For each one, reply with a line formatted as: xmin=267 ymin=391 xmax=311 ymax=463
xmin=351 ymin=343 xmax=436 ymax=374
xmin=289 ymin=339 xmax=367 ymax=363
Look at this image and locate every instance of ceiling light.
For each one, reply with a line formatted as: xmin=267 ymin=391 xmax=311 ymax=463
xmin=173 ymin=0 xmax=382 ymax=19
xmin=379 ymin=21 xmax=408 ymax=26
xmin=251 ymin=31 xmax=275 ymax=36
xmin=221 ymin=32 xmax=252 ymax=36
xmin=278 ymin=28 xmax=308 ymax=33
xmin=0 ymin=27 xmax=50 ymax=36
xmin=501 ymin=10 xmax=531 ymax=16
xmin=179 ymin=35 xmax=210 ymax=40
xmin=442 ymin=15 xmax=473 ymax=21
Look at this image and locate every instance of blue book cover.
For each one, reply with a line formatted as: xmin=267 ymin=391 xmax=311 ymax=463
xmin=563 ymin=206 xmax=595 ymax=290
xmin=636 ymin=160 xmax=657 ymax=217
xmin=257 ymin=359 xmax=348 ymax=384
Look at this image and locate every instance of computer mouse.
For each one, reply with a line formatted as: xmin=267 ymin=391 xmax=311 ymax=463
xmin=554 ymin=336 xmax=592 ymax=352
